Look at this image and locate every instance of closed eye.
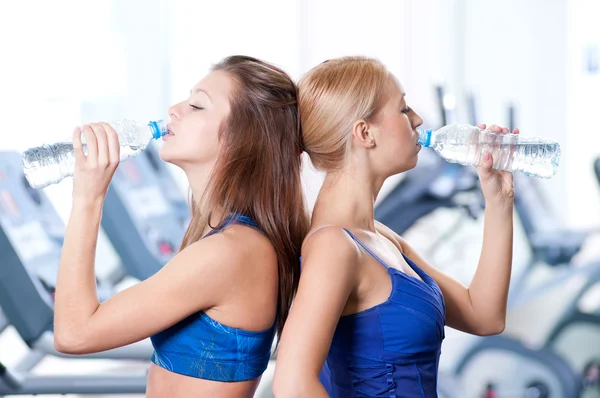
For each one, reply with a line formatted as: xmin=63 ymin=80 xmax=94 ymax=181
xmin=189 ymin=104 xmax=204 ymax=110
xmin=401 ymin=106 xmax=411 ymax=114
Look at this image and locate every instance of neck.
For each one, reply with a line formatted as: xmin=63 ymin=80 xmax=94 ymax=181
xmin=184 ymin=165 xmax=225 ymax=231
xmin=185 ymin=165 xmax=212 ymax=205
xmin=312 ymin=165 xmax=386 ymax=232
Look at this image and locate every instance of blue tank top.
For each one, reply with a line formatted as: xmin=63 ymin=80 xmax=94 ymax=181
xmin=150 ymin=214 xmax=276 ymax=382
xmin=319 ymin=229 xmax=446 ymax=397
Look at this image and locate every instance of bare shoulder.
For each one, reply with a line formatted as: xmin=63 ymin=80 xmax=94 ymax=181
xmin=301 ymin=226 xmax=361 ymax=275
xmin=219 ymin=223 xmax=277 ymax=262
xmin=175 ymin=223 xmax=276 ymax=278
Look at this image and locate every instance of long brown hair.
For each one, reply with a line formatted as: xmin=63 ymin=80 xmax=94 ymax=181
xmin=179 ymin=55 xmax=309 ymax=338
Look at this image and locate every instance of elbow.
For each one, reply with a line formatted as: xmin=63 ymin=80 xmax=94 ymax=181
xmin=474 ymin=319 xmax=506 ymax=336
xmin=54 ymin=330 xmax=92 ymax=355
xmin=490 ymin=320 xmax=506 ymax=335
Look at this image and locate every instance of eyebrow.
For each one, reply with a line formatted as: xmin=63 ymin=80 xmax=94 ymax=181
xmin=191 ymin=88 xmax=212 ymax=100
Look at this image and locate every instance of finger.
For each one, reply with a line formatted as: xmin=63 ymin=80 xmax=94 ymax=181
xmin=477 ymin=123 xmax=486 ymax=130
xmin=513 ymin=128 xmax=520 ymax=135
xmin=72 ymin=127 xmax=85 ymax=163
xmin=501 ymin=127 xmax=509 ymax=133
xmin=89 ymin=123 xmax=109 ymax=169
xmin=82 ymin=124 xmax=98 ymax=165
xmin=488 ymin=124 xmax=503 ymax=133
xmin=100 ymin=122 xmax=121 ymax=167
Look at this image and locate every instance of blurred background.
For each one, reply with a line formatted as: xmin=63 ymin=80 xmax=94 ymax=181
xmin=0 ymin=0 xmax=599 ymax=397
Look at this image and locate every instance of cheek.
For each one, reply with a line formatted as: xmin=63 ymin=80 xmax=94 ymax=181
xmin=378 ymin=118 xmax=417 ymax=171
xmin=382 ymin=117 xmax=410 ymax=149
xmin=160 ymin=121 xmax=221 ymax=164
xmin=183 ymin=127 xmax=220 ymax=161
xmin=186 ymin=113 xmax=221 ymax=144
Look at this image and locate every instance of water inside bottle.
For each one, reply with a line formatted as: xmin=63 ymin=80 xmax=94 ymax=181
xmin=434 ymin=135 xmax=559 ymax=178
xmin=23 ymin=142 xmax=144 ymax=188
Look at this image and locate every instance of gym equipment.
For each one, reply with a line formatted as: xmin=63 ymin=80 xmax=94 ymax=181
xmin=0 ymin=364 xmax=147 ymax=396
xmin=102 ymin=143 xmax=189 ymax=283
xmin=375 ymin=149 xmax=484 ymax=241
xmin=454 ymin=335 xmax=580 ymax=398
xmin=0 ymin=150 xmax=149 ymax=395
xmin=0 ymin=309 xmax=7 ymax=335
xmin=447 ymin=105 xmax=598 ymax=398
xmin=540 ymin=157 xmax=600 ymax=397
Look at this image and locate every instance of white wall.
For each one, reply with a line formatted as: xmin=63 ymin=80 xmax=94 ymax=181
xmin=162 ymin=0 xmax=301 ymax=192
xmin=2 ymin=0 xmax=596 ymax=225
xmin=566 ymin=0 xmax=600 ymax=228
xmin=164 ymin=0 xmax=440 ymax=207
xmin=0 ymin=0 xmax=126 ymax=150
xmin=459 ymin=0 xmax=587 ymax=226
xmin=297 ymin=0 xmax=450 ymax=206
xmin=458 ymin=0 xmax=600 ymax=228
xmin=168 ymin=0 xmax=300 ymax=95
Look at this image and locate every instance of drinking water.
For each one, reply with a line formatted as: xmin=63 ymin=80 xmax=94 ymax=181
xmin=22 ymin=119 xmax=168 ymax=189
xmin=418 ymin=124 xmax=560 ymax=178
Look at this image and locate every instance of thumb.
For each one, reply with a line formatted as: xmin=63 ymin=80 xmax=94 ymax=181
xmin=477 ymin=151 xmax=494 ymax=179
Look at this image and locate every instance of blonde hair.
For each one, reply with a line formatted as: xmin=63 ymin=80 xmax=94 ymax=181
xmin=298 ymin=56 xmax=391 ymax=171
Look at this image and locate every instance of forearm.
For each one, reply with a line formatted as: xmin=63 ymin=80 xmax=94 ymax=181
xmin=54 ymin=199 xmax=103 ymax=345
xmin=468 ymin=202 xmax=514 ymax=329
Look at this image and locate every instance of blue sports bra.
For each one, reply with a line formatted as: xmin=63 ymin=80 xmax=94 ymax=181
xmin=318 ymin=228 xmax=446 ymax=397
xmin=150 ymin=214 xmax=276 ymax=382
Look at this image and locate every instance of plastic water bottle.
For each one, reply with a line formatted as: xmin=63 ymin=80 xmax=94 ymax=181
xmin=22 ymin=119 xmax=168 ymax=189
xmin=417 ymin=124 xmax=560 ymax=178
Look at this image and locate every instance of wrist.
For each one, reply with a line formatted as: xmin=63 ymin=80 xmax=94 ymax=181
xmin=71 ymin=196 xmax=104 ymax=214
xmin=485 ymin=199 xmax=514 ymax=214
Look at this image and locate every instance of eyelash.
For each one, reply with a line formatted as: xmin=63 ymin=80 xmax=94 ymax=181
xmin=189 ymin=104 xmax=204 ymax=110
xmin=401 ymin=106 xmax=411 ymax=114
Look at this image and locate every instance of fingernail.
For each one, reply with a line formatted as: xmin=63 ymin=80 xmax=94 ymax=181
xmin=485 ymin=153 xmax=491 ymax=161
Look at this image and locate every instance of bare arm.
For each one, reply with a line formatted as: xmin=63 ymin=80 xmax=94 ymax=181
xmin=376 ymin=124 xmax=515 ymax=336
xmin=273 ymin=228 xmax=359 ymax=398
xmin=377 ymin=202 xmax=513 ymax=336
xmin=53 ymin=122 xmax=256 ymax=353
xmin=54 ymin=201 xmax=245 ymax=354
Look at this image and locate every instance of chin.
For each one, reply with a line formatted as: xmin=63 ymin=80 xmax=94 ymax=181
xmin=158 ymin=146 xmax=176 ymax=165
xmin=410 ymin=155 xmax=419 ymax=169
xmin=390 ymin=159 xmax=418 ymax=176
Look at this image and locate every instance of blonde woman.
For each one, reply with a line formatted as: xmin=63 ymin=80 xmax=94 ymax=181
xmin=274 ymin=57 xmax=516 ymax=397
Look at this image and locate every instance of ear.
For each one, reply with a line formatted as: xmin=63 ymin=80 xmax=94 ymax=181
xmin=352 ymin=119 xmax=376 ymax=149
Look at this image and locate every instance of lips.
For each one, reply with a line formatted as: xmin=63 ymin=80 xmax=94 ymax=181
xmin=163 ymin=125 xmax=175 ymax=140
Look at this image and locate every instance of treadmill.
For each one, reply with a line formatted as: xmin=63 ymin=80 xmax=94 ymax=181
xmin=0 ymin=151 xmax=149 ymax=395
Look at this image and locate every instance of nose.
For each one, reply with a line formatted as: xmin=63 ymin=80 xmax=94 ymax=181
xmin=412 ymin=111 xmax=424 ymax=130
xmin=167 ymin=101 xmax=184 ymax=121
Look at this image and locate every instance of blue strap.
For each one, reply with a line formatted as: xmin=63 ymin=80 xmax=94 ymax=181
xmin=226 ymin=213 xmax=257 ymax=228
xmin=204 ymin=213 xmax=261 ymax=238
xmin=342 ymin=229 xmax=391 ymax=270
xmin=304 ymin=225 xmax=336 ymax=242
